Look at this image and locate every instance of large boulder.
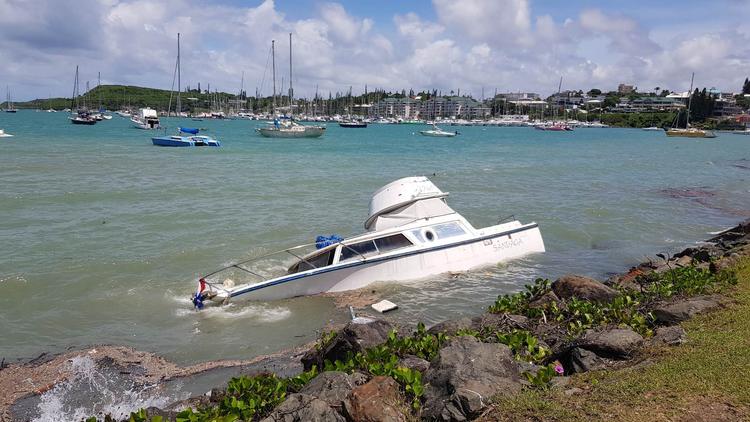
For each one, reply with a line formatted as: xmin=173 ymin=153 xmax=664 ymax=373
xmin=260 ymin=393 xmax=345 ymax=422
xmin=577 ymin=328 xmax=643 ymax=359
xmin=302 ymin=319 xmax=394 ymax=371
xmin=422 ymin=336 xmax=521 ymax=420
xmin=552 ymin=274 xmax=619 ymax=303
xmin=652 ymin=296 xmax=723 ymax=325
xmin=343 ymin=376 xmax=409 ymax=422
xmin=300 ymin=371 xmax=365 ymax=408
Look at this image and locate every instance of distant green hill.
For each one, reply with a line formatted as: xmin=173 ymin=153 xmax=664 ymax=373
xmin=5 ymin=85 xmax=250 ymax=112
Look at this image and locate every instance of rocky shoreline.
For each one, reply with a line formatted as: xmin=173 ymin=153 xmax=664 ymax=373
xmin=2 ymin=219 xmax=749 ymax=422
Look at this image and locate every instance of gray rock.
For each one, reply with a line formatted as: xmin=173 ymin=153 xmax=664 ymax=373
xmin=302 ymin=319 xmax=394 ymax=371
xmin=552 ymin=274 xmax=619 ymax=302
xmin=261 ymin=393 xmax=345 ymax=422
xmin=427 ymin=317 xmax=474 ymax=336
xmin=652 ymin=296 xmax=722 ymax=325
xmin=399 ymin=355 xmax=430 ymax=372
xmin=565 ymin=347 xmax=607 ymax=373
xmin=651 ymin=326 xmax=687 ymax=346
xmin=422 ymin=336 xmax=521 ymax=420
xmin=578 ymin=328 xmax=643 ymax=358
xmin=300 ymin=371 xmax=357 ymax=407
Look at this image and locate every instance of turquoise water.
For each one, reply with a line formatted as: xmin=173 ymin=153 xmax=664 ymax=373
xmin=1 ymin=111 xmax=748 ymax=364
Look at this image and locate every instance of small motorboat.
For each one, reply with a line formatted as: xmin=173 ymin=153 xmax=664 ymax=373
xmin=642 ymin=126 xmax=662 ymax=131
xmin=152 ymin=127 xmax=221 ymax=147
xmin=731 ymin=129 xmax=750 ymax=135
xmin=666 ymin=128 xmax=716 ymax=138
xmin=191 ymin=176 xmax=544 ymax=307
xmin=0 ymin=129 xmax=13 ymax=137
xmin=535 ymin=123 xmax=572 ymax=131
xmin=131 ymin=107 xmax=161 ymax=129
xmin=419 ymin=125 xmax=458 ymax=137
xmin=339 ymin=120 xmax=368 ymax=128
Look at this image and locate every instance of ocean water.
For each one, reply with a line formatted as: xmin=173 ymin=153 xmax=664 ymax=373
xmin=1 ymin=111 xmax=749 ymax=365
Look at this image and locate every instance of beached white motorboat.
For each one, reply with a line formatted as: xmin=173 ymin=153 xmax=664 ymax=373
xmin=131 ymin=107 xmax=161 ymax=129
xmin=419 ymin=125 xmax=458 ymax=137
xmin=0 ymin=129 xmax=13 ymax=137
xmin=192 ymin=176 xmax=544 ymax=308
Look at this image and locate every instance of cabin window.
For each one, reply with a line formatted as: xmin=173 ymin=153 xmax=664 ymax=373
xmin=339 ymin=240 xmax=378 ymax=262
xmin=433 ymin=222 xmax=466 ymax=239
xmin=374 ymin=233 xmax=413 ymax=253
xmin=293 ymin=249 xmax=335 ymax=273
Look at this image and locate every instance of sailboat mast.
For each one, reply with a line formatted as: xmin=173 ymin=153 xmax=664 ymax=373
xmin=98 ymin=71 xmax=103 ymax=111
xmin=176 ymin=33 xmax=181 ymax=116
xmin=686 ymin=72 xmax=694 ymax=129
xmin=72 ymin=66 xmax=79 ymax=110
xmin=289 ymin=32 xmax=293 ymax=113
xmin=271 ymin=40 xmax=276 ymax=115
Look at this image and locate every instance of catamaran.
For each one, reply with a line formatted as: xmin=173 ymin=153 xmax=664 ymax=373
xmin=256 ymin=34 xmax=325 ymax=138
xmin=191 ymin=176 xmax=544 ymax=308
xmin=666 ymin=73 xmax=716 ymax=138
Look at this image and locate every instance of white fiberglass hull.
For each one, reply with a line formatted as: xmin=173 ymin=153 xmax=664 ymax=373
xmin=217 ymin=223 xmax=543 ymax=302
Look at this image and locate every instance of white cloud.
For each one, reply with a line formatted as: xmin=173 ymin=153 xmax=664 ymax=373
xmin=0 ymin=1 xmax=748 ymax=101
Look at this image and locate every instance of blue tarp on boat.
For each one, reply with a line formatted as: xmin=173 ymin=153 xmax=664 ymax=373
xmin=179 ymin=127 xmax=200 ymax=134
xmin=315 ymin=235 xmax=343 ymax=249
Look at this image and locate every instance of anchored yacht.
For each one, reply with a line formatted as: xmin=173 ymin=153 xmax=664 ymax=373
xmin=192 ymin=177 xmax=544 ymax=308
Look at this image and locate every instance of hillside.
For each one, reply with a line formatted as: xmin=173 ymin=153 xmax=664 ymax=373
xmin=6 ymin=85 xmax=247 ymax=112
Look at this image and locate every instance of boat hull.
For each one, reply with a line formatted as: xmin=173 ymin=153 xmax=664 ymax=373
xmin=221 ymin=224 xmax=544 ymax=302
xmin=339 ymin=123 xmax=368 ymax=128
xmin=257 ymin=126 xmax=325 ymax=138
xmin=419 ymin=130 xmax=456 ymax=137
xmin=152 ymin=136 xmax=221 ymax=147
xmin=666 ymin=129 xmax=716 ymax=138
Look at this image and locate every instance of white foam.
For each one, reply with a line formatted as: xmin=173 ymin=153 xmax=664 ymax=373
xmin=34 ymin=356 xmax=180 ymax=422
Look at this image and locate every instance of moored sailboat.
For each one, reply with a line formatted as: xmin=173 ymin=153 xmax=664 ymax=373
xmin=257 ymin=34 xmax=325 ymax=138
xmin=666 ymin=73 xmax=716 ymax=138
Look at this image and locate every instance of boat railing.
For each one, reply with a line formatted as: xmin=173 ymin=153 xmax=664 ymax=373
xmin=497 ymin=214 xmax=516 ymax=224
xmin=200 ymin=239 xmax=369 ymax=292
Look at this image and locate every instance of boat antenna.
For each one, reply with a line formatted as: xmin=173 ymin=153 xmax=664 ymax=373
xmin=685 ymin=72 xmax=694 ymax=129
xmin=271 ymin=39 xmax=276 ymax=115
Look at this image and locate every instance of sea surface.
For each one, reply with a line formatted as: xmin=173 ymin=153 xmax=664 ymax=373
xmin=1 ymin=111 xmax=749 ymax=366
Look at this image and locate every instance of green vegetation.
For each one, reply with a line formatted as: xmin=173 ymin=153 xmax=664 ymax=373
xmin=599 ymin=112 xmax=676 ymax=128
xmin=488 ymin=265 xmax=737 ymax=338
xmin=487 ymin=258 xmax=750 ymax=421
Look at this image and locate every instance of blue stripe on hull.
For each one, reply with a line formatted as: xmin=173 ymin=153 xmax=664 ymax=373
xmin=228 ymin=223 xmax=540 ymax=299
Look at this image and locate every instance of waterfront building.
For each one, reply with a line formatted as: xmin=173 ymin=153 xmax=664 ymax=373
xmin=618 ymin=84 xmax=635 ymax=94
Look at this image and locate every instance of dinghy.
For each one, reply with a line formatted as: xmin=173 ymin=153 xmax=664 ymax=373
xmin=191 ymin=176 xmax=544 ymax=308
xmin=0 ymin=129 xmax=13 ymax=137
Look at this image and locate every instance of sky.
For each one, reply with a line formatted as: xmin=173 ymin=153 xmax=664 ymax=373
xmin=2 ymin=0 xmax=750 ymax=101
